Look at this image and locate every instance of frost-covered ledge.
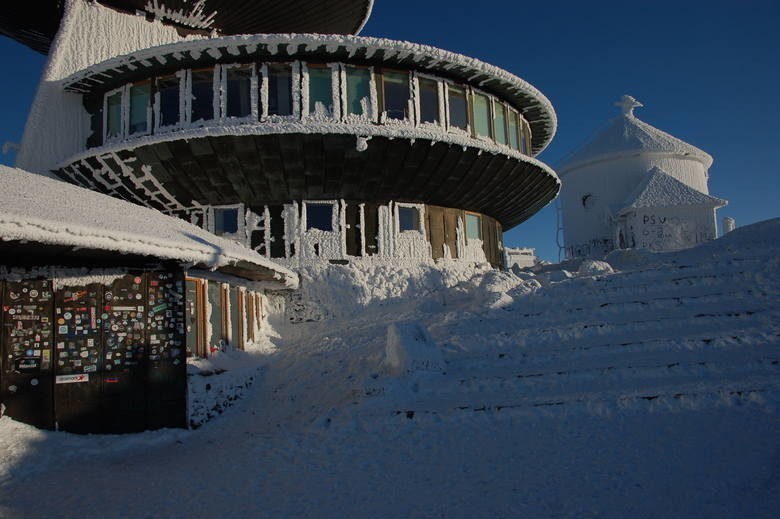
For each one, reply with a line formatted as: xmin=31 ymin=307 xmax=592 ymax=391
xmin=58 ymin=121 xmax=560 ymax=186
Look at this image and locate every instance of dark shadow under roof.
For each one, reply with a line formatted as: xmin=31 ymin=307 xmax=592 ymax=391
xmin=0 ymin=0 xmax=374 ymax=54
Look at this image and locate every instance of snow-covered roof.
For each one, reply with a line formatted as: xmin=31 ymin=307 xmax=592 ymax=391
xmin=617 ymin=167 xmax=727 ymax=214
xmin=0 ymin=166 xmax=298 ymax=289
xmin=559 ymin=96 xmax=713 ymax=174
xmin=61 ymin=33 xmax=557 ymax=155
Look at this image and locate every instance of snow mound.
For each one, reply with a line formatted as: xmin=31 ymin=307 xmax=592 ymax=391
xmin=384 ymin=321 xmax=444 ymax=377
xmin=578 ymin=259 xmax=614 ymax=275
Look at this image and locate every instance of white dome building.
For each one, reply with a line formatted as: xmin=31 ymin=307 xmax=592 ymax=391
xmin=558 ymin=95 xmax=727 ymax=258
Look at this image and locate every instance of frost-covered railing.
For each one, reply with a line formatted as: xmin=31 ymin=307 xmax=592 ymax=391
xmin=92 ymin=59 xmax=535 ymax=157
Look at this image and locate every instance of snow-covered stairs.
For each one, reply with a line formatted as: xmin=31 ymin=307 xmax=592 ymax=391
xmin=369 ymin=240 xmax=780 ymax=419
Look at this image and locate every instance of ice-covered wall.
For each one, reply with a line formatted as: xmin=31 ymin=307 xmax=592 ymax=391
xmin=620 ymin=206 xmax=718 ymax=253
xmin=16 ymin=0 xmax=203 ymax=174
xmin=561 ymin=154 xmax=711 ymax=257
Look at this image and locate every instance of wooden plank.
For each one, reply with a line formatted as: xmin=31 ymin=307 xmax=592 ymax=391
xmin=427 ymin=205 xmax=446 ymax=260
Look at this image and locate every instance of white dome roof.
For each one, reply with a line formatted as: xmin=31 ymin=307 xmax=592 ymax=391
xmin=559 ymin=96 xmax=713 ymax=174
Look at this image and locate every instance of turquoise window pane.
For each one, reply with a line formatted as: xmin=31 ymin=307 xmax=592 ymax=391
xmin=473 ymin=93 xmax=492 ymax=138
xmin=129 ymin=82 xmax=150 ymax=134
xmin=494 ymin=102 xmax=507 ymax=145
xmin=508 ymin=111 xmax=519 ymax=150
xmin=466 ymin=214 xmax=482 ymax=240
xmin=346 ymin=67 xmax=371 ymax=116
xmin=308 ymin=66 xmax=333 ymax=116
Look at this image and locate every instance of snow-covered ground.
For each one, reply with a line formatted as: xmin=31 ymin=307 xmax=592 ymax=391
xmin=1 ymin=219 xmax=779 ymax=518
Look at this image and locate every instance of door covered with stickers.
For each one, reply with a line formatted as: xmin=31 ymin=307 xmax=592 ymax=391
xmin=0 ymin=269 xmax=187 ymax=433
xmin=1 ymin=280 xmax=55 ymax=429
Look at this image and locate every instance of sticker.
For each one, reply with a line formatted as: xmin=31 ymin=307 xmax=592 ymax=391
xmin=79 ymin=351 xmax=89 ymax=358
xmin=8 ymin=309 xmax=15 ymax=316
xmin=30 ymin=378 xmax=39 ymax=386
xmin=58 ymin=326 xmax=68 ymax=334
xmin=135 ymin=294 xmax=143 ymax=300
xmin=29 ymin=290 xmax=39 ymax=298
xmin=55 ymin=374 xmax=89 ymax=384
xmin=105 ymin=377 xmax=119 ymax=384
xmin=105 ymin=292 xmax=113 ymax=301
xmin=133 ymin=276 xmax=142 ymax=284
xmin=83 ymin=364 xmax=97 ymax=373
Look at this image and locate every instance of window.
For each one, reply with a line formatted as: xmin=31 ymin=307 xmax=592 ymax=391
xmin=214 ymin=207 xmax=239 ymax=235
xmin=156 ymin=74 xmax=181 ymax=128
xmin=308 ymin=65 xmax=334 ymax=117
xmin=398 ymin=206 xmax=420 ymax=232
xmin=466 ymin=213 xmax=482 ymax=241
xmin=508 ymin=110 xmax=520 ymax=150
xmin=418 ymin=77 xmax=440 ymax=124
xmin=225 ymin=65 xmax=253 ymax=119
xmin=494 ymin=102 xmax=508 ymax=145
xmin=472 ymin=93 xmax=492 ymax=139
xmin=447 ymin=85 xmax=468 ymax=131
xmin=267 ymin=63 xmax=293 ymax=116
xmin=190 ymin=69 xmax=215 ymax=124
xmin=306 ymin=203 xmax=333 ymax=231
xmin=345 ymin=66 xmax=372 ymax=117
xmin=381 ymin=70 xmax=409 ymax=120
xmin=128 ymin=81 xmax=150 ymax=135
xmin=105 ymin=90 xmax=123 ymax=140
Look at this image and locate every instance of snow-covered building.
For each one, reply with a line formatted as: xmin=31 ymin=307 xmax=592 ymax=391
xmin=6 ymin=0 xmax=559 ymax=269
xmin=505 ymin=247 xmax=538 ymax=269
xmin=0 ymin=0 xmax=561 ymax=432
xmin=558 ymin=95 xmax=727 ymax=258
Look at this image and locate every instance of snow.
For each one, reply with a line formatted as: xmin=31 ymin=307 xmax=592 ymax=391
xmin=620 ymin=166 xmax=727 ymax=212
xmin=0 ymin=166 xmax=298 ymax=289
xmin=1 ymin=207 xmax=779 ymax=517
xmin=559 ymin=97 xmax=714 ymax=173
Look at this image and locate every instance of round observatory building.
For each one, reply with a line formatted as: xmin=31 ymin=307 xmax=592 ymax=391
xmin=11 ymin=0 xmax=560 ymax=269
xmin=558 ymin=95 xmax=726 ymax=259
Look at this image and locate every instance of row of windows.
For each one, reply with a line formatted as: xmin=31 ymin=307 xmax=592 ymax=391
xmin=185 ymin=277 xmax=264 ymax=357
xmin=209 ymin=201 xmax=484 ymax=242
xmin=100 ymin=61 xmax=534 ymax=154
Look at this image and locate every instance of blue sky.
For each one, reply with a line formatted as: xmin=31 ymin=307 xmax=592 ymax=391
xmin=1 ymin=0 xmax=778 ymax=261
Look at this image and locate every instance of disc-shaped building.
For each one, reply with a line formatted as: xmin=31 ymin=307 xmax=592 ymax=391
xmin=11 ymin=0 xmax=559 ymax=268
xmin=1 ymin=0 xmax=560 ymax=432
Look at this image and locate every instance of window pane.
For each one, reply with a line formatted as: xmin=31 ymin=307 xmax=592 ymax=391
xmin=106 ymin=91 xmax=122 ymax=139
xmin=473 ymin=93 xmax=492 ymax=138
xmin=157 ymin=75 xmax=180 ymax=128
xmin=308 ymin=66 xmax=333 ymax=117
xmin=346 ymin=66 xmax=371 ymax=116
xmin=398 ymin=206 xmax=419 ymax=231
xmin=129 ymin=81 xmax=150 ymax=135
xmin=226 ymin=66 xmax=252 ymax=118
xmin=268 ymin=64 xmax=292 ymax=116
xmin=191 ymin=69 xmax=214 ymax=123
xmin=214 ymin=208 xmax=239 ymax=235
xmin=494 ymin=102 xmax=507 ymax=145
xmin=418 ymin=78 xmax=439 ymax=124
xmin=448 ymin=85 xmax=468 ymax=131
xmin=466 ymin=214 xmax=482 ymax=240
xmin=306 ymin=204 xmax=333 ymax=231
xmin=508 ymin=110 xmax=520 ymax=150
xmin=382 ymin=71 xmax=409 ymax=120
